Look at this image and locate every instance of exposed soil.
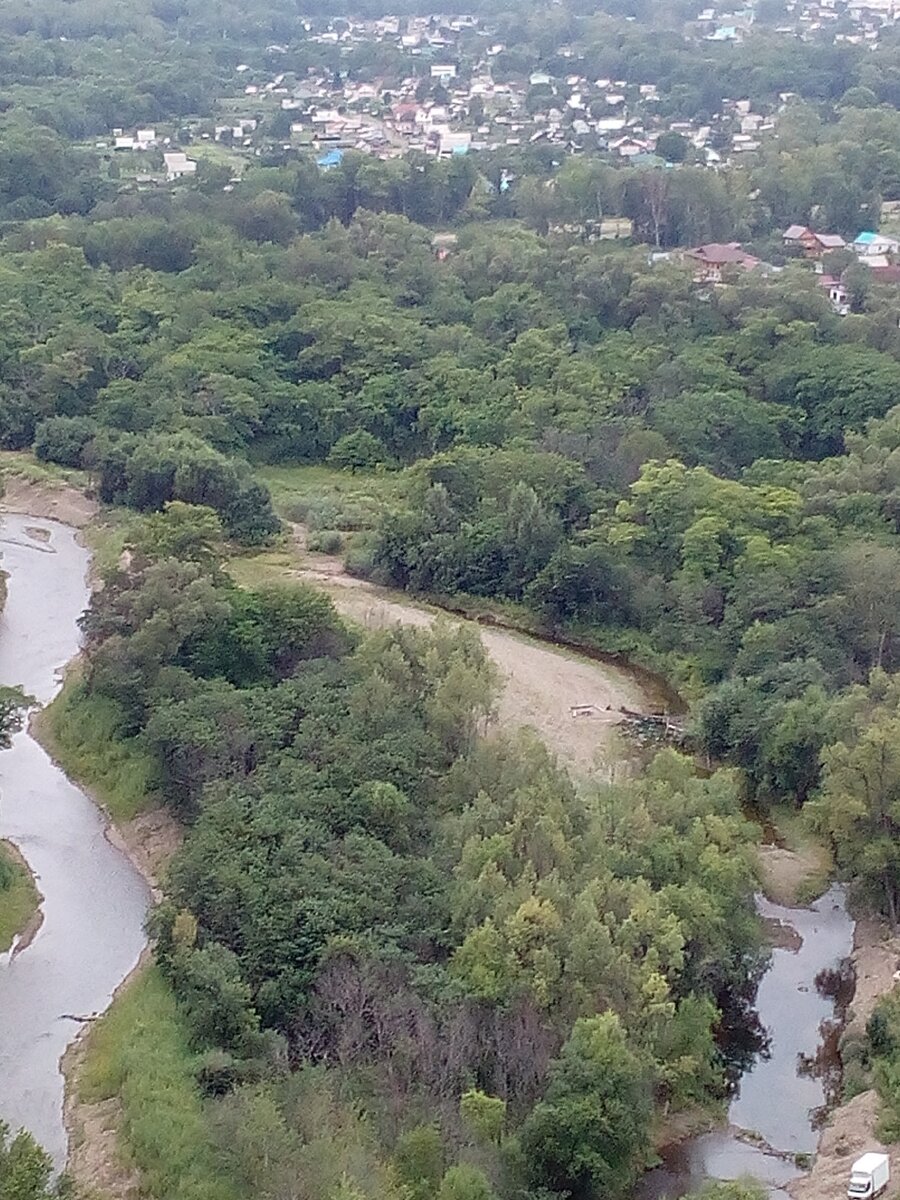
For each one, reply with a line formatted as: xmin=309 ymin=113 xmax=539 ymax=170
xmin=845 ymin=918 xmax=900 ymax=1043
xmin=292 ymin=550 xmax=651 ymax=777
xmin=0 ymin=475 xmax=97 ymax=528
xmin=791 ymin=919 xmax=900 ymax=1200
xmin=104 ymin=809 xmax=183 ymax=900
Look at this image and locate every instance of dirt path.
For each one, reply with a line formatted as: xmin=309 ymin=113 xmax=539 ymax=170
xmin=293 ymin=554 xmax=651 ymax=778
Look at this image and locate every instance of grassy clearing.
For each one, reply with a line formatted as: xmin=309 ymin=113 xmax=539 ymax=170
xmin=80 ymin=507 xmax=132 ymax=578
xmin=37 ymin=672 xmax=159 ymax=822
xmin=226 ymin=545 xmax=301 ymax=590
xmin=0 ymin=448 xmax=88 ymax=490
xmin=0 ymin=840 xmax=40 ymax=953
xmin=257 ymin=463 xmax=403 ymax=529
xmin=80 ymin=964 xmax=235 ymax=1200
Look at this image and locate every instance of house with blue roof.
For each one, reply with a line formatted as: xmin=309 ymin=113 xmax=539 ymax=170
xmin=316 ymin=148 xmax=344 ymax=169
xmin=854 ymin=230 xmax=900 ymax=258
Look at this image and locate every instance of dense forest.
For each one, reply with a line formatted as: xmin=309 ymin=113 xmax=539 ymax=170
xmin=4 ymin=0 xmax=900 ymax=1196
xmin=56 ymin=507 xmax=762 ymax=1200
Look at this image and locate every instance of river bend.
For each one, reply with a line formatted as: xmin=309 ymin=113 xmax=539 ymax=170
xmin=0 ymin=514 xmax=149 ymax=1166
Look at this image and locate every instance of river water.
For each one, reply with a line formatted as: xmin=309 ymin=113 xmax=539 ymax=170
xmin=639 ymin=886 xmax=855 ymax=1199
xmin=0 ymin=514 xmax=149 ymax=1166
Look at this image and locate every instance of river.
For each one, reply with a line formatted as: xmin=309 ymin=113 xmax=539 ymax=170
xmin=0 ymin=513 xmax=149 ymax=1166
xmin=639 ymin=886 xmax=855 ymax=1199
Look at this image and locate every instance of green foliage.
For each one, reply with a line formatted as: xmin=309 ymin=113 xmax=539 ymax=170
xmin=328 ymin=431 xmax=390 ymax=472
xmin=459 ymin=1090 xmax=506 ymax=1145
xmin=394 ymin=1126 xmax=444 ymax=1200
xmin=807 ymin=672 xmax=900 ymax=924
xmin=863 ymin=988 xmax=900 ymax=1139
xmin=0 ymin=687 xmax=28 ymax=750
xmin=0 ymin=1124 xmax=60 ymax=1200
xmin=211 ymin=1071 xmax=408 ymax=1200
xmin=696 ymin=1182 xmax=768 ymax=1200
xmin=33 ymin=416 xmax=97 ymax=468
xmin=130 ymin=503 xmax=224 ymax=566
xmin=436 ymin=1164 xmax=498 ymax=1200
xmin=520 ymin=1013 xmax=652 ymax=1200
xmin=0 ymin=842 xmax=39 ymax=955
xmin=68 ymin=516 xmax=762 ymax=1199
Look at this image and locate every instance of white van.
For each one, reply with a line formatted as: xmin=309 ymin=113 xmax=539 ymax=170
xmin=849 ymin=1153 xmax=891 ymax=1200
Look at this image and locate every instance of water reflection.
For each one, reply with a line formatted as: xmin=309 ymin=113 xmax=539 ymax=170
xmin=637 ymin=886 xmax=855 ymax=1200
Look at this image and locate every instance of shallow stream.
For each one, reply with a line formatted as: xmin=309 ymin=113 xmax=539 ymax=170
xmin=639 ymin=886 xmax=855 ymax=1199
xmin=0 ymin=514 xmax=149 ymax=1165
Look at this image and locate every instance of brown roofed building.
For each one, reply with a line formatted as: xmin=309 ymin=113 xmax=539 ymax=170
xmin=684 ymin=242 xmax=760 ymax=283
xmin=783 ymin=225 xmax=847 ymax=257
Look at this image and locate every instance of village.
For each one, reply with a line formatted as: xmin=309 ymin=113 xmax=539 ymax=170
xmin=81 ymin=0 xmax=900 ymax=311
xmin=94 ymin=0 xmax=900 ymax=177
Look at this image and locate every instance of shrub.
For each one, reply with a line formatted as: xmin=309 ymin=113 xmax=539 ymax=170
xmin=33 ymin=415 xmax=97 ymax=468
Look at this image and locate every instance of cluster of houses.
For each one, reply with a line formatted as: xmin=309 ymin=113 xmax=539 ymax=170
xmin=208 ymin=50 xmax=785 ymax=171
xmin=95 ymin=1 xmax=900 ymax=211
xmin=781 ymin=0 xmax=900 ymax=44
xmin=99 ymin=128 xmax=199 ymax=182
xmin=682 ymin=225 xmax=900 ymax=309
xmin=697 ymin=0 xmax=900 ymax=45
xmin=198 ymin=0 xmax=900 ymax=166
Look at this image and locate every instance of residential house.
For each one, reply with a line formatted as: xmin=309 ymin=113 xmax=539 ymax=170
xmin=817 ymin=273 xmax=849 ymax=314
xmin=163 ymin=152 xmax=197 ymax=181
xmin=316 ymin=148 xmax=344 ymax=168
xmin=439 ymin=130 xmax=471 ymax=155
xmin=854 ymin=231 xmax=900 ymax=258
xmin=684 ymin=242 xmax=760 ymax=283
xmin=783 ymin=225 xmax=846 ymax=256
xmin=870 ymin=263 xmax=900 ymax=283
xmin=610 ymin=135 xmax=648 ymax=157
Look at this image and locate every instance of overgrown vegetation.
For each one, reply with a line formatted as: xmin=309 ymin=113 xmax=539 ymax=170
xmin=0 ymin=841 xmax=39 ymax=954
xmin=78 ymin=966 xmax=234 ymax=1200
xmin=38 ymin=675 xmax=159 ymax=823
xmin=62 ymin=501 xmax=765 ymax=1200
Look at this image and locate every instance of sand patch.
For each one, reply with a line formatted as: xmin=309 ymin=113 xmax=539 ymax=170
xmin=0 ymin=475 xmax=97 ymax=528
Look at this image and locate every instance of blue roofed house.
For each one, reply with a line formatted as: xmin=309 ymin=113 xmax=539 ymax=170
xmin=854 ymin=231 xmax=900 ymax=258
xmin=316 ymin=148 xmax=344 ymax=169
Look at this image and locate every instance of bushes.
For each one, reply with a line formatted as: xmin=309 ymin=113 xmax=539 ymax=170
xmin=34 ymin=415 xmax=97 ymax=468
xmin=307 ymin=529 xmax=342 ymax=554
xmin=87 ymin=432 xmax=281 ymax=546
xmin=38 ymin=676 xmax=159 ymax=821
